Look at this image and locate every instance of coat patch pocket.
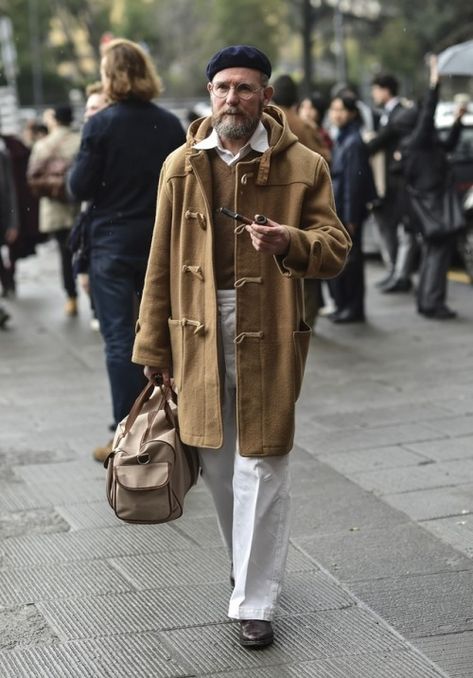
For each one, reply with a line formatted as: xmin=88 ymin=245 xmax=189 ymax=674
xmin=168 ymin=317 xmax=205 ymax=393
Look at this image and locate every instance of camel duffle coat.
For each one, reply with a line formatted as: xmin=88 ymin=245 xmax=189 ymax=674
xmin=132 ymin=106 xmax=351 ymax=456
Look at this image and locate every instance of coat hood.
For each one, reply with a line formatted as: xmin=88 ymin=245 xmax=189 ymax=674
xmin=184 ymin=105 xmax=299 ymax=185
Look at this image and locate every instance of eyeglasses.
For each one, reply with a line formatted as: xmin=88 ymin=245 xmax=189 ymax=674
xmin=209 ymin=82 xmax=264 ymax=100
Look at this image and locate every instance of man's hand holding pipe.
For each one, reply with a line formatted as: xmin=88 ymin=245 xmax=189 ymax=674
xmin=245 ymin=216 xmax=290 ymax=256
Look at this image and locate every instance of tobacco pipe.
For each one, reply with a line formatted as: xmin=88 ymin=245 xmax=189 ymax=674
xmin=218 ymin=207 xmax=268 ymax=225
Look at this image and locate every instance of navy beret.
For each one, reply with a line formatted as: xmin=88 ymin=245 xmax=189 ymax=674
xmin=206 ymin=45 xmax=272 ymax=82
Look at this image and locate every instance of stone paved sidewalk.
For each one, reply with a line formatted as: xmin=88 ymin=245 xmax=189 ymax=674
xmin=0 ymin=243 xmax=472 ymax=677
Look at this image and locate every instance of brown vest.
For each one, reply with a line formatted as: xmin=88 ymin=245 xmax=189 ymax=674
xmin=209 ymin=149 xmax=260 ymax=289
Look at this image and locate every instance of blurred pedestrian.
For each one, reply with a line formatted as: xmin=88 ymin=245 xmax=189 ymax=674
xmin=328 ymin=94 xmax=377 ymax=323
xmin=298 ymin=93 xmax=333 ymax=156
xmin=272 ymin=75 xmax=331 ymax=161
xmin=69 ymin=38 xmax=185 ymax=462
xmin=401 ymin=55 xmax=466 ymax=319
xmin=0 ymin=129 xmax=41 ymax=297
xmin=27 ymin=105 xmax=80 ymax=316
xmin=368 ymin=74 xmax=417 ymax=292
xmin=272 ymin=75 xmax=332 ymax=328
xmin=72 ymin=81 xmax=110 ymax=331
xmin=22 ymin=119 xmax=48 ymax=148
xmin=84 ymin=81 xmax=109 ymax=121
xmin=0 ymin=140 xmax=18 ymax=326
xmin=298 ymin=93 xmax=334 ymax=319
xmin=132 ymin=44 xmax=350 ymax=648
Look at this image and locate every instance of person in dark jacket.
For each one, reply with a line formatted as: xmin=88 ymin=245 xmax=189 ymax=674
xmin=0 ymin=140 xmax=18 ymax=327
xmin=368 ymin=74 xmax=416 ymax=292
xmin=328 ymin=94 xmax=377 ymax=322
xmin=0 ymin=134 xmax=40 ymax=297
xmin=401 ymin=55 xmax=466 ymax=320
xmin=69 ymin=38 xmax=185 ymax=461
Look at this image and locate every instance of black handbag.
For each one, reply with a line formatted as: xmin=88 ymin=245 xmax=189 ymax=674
xmin=68 ymin=207 xmax=91 ymax=276
xmin=406 ymin=182 xmax=465 ymax=241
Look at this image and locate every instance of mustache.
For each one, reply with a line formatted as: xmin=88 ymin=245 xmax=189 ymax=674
xmin=220 ymin=106 xmax=245 ymax=115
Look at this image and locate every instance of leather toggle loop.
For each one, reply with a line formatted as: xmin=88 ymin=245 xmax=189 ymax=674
xmin=185 ymin=210 xmax=207 ymax=229
xmin=182 ymin=318 xmax=205 ymax=335
xmin=234 ymin=331 xmax=264 ymax=344
xmin=234 ymin=277 xmax=263 ymax=288
xmin=182 ymin=265 xmax=204 ymax=281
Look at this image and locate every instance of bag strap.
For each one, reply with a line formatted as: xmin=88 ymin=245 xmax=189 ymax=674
xmin=122 ymin=381 xmax=177 ymax=436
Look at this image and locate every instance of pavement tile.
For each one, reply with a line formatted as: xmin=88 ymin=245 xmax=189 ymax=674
xmin=109 ymin=547 xmax=232 ymax=589
xmin=0 ymin=559 xmax=133 ymax=607
xmin=37 ymin=585 xmax=231 ymax=640
xmin=213 ymin=651 xmax=447 ymax=678
xmin=0 ymin=633 xmax=191 ymax=678
xmin=351 ymin=570 xmax=473 ymax=638
xmin=276 ymin=571 xmax=353 ymax=614
xmin=384 ymin=485 xmax=473 ymax=521
xmin=173 ymin=515 xmax=222 ymax=546
xmin=311 ymin=402 xmax=452 ymax=432
xmin=0 ymin=524 xmax=194 ymax=568
xmin=295 ymin=422 xmax=445 ymax=456
xmin=0 ymin=507 xmax=70 ymax=540
xmin=0 ymin=605 xmax=59 ymax=651
xmin=404 ymin=434 xmax=473 ymax=462
xmin=421 ymin=514 xmax=473 ymax=558
xmin=318 ymin=445 xmax=427 ymax=474
xmin=14 ymin=460 xmax=104 ymax=485
xmin=55 ymin=501 xmax=123 ymax=531
xmin=349 ymin=458 xmax=473 ymax=495
xmin=416 ymin=631 xmax=473 ymax=678
xmin=0 ymin=478 xmax=108 ymax=511
xmin=294 ymin=522 xmax=471 ymax=583
xmin=289 ymin=471 xmax=406 ymax=539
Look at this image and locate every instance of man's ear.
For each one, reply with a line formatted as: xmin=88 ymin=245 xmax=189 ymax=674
xmin=263 ymin=86 xmax=274 ymax=106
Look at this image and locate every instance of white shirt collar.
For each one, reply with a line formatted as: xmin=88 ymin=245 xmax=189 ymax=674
xmin=193 ymin=121 xmax=269 ymax=166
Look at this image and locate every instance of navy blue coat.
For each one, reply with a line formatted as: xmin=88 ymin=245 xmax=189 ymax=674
xmin=331 ymin=121 xmax=377 ymax=227
xmin=69 ymin=99 xmax=185 ymax=259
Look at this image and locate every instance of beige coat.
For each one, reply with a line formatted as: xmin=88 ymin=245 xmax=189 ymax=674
xmin=28 ymin=126 xmax=80 ymax=233
xmin=133 ymin=106 xmax=351 ymax=456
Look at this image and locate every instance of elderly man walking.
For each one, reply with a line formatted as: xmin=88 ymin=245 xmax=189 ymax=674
xmin=132 ymin=45 xmax=350 ymax=648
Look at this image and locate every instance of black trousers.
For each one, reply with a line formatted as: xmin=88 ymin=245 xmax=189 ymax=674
xmin=54 ymin=228 xmax=76 ymax=299
xmin=329 ymin=226 xmax=365 ymax=317
xmin=417 ymin=236 xmax=454 ymax=312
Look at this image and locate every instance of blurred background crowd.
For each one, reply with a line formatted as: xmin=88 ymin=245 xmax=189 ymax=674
xmin=0 ymin=0 xmax=473 ymax=338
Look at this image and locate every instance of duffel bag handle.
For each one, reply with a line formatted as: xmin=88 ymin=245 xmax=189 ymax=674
xmin=123 ymin=381 xmax=178 ymax=436
xmin=123 ymin=381 xmax=162 ymax=435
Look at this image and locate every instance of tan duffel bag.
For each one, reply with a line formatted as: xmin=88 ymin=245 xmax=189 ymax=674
xmin=105 ymin=382 xmax=199 ymax=524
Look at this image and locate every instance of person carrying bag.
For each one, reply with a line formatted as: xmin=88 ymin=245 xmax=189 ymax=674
xmin=401 ymin=55 xmax=466 ymax=319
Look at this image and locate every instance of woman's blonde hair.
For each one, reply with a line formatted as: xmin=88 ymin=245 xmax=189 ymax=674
xmin=101 ymin=39 xmax=163 ymax=102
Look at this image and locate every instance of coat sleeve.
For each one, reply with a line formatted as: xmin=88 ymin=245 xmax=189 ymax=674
xmin=274 ymin=157 xmax=351 ymax=279
xmin=366 ymin=120 xmax=398 ymax=155
xmin=132 ymin=165 xmax=173 ymax=368
xmin=68 ymin=119 xmax=104 ymax=200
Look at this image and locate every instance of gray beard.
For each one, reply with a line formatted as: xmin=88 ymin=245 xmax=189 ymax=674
xmin=212 ymin=107 xmax=261 ymax=140
xmin=213 ymin=115 xmax=259 ymax=140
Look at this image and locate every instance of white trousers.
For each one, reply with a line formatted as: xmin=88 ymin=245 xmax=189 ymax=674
xmin=198 ymin=290 xmax=291 ymax=621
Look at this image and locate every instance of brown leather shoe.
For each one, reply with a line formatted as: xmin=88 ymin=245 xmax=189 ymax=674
xmin=93 ymin=439 xmax=114 ymax=463
xmin=64 ymin=297 xmax=78 ymax=316
xmin=239 ymin=620 xmax=273 ymax=648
